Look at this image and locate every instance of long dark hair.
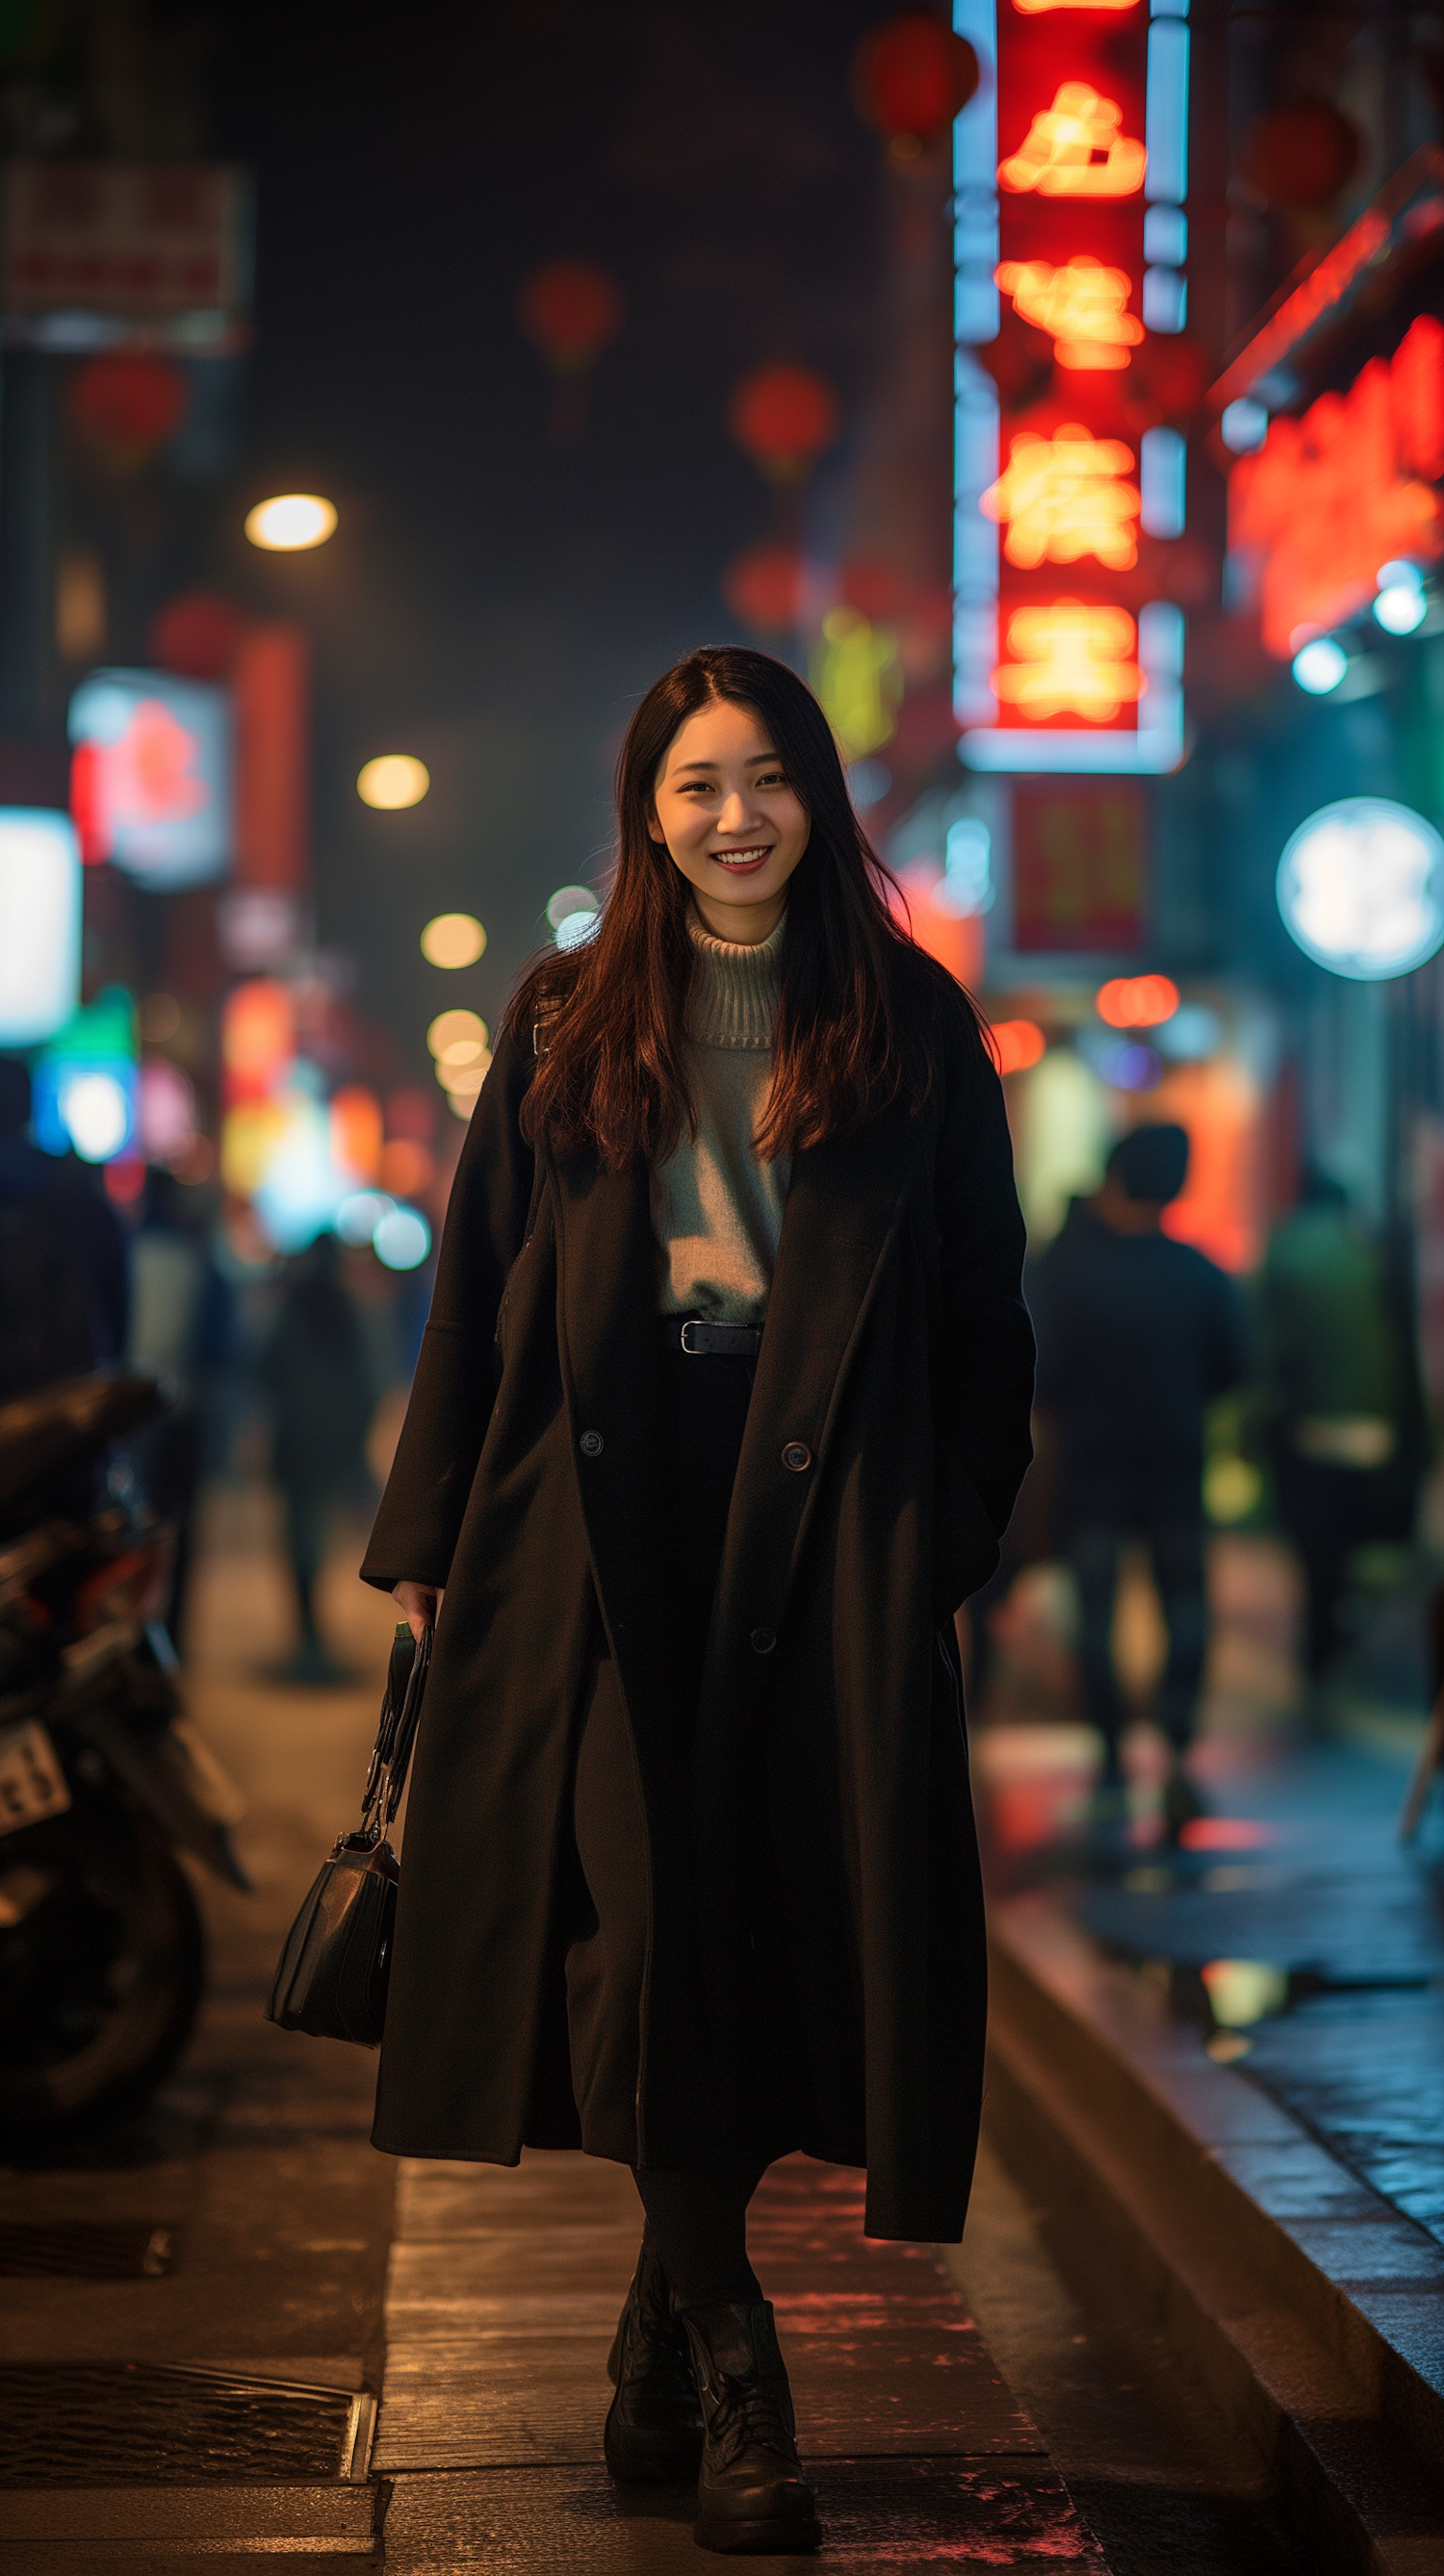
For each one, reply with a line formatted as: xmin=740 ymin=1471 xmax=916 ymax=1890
xmin=507 ymin=644 xmax=951 ymax=1171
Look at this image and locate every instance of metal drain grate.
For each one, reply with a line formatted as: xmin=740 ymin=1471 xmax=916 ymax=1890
xmin=0 ymin=2223 xmax=175 ymax=2279
xmin=0 ymin=2364 xmax=375 ymax=2486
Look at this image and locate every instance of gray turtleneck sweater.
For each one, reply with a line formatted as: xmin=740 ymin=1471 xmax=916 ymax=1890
xmin=651 ymin=909 xmax=790 ymax=1325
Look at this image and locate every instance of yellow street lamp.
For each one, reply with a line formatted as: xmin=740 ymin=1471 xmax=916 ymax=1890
xmin=421 ymin=912 xmax=486 ymax=967
xmin=245 ymin=494 xmax=338 ymax=552
xmin=359 ymin=754 xmax=429 ymax=811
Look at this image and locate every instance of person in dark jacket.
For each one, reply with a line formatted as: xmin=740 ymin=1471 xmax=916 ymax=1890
xmin=1027 ymin=1123 xmax=1246 ymax=1832
xmin=360 ymin=648 xmax=1034 ymax=2557
xmin=262 ymin=1234 xmax=375 ymax=1683
xmin=0 ymin=1057 xmax=128 ymax=1404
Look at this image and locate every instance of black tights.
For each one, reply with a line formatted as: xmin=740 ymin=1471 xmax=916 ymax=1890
xmin=632 ymin=2163 xmax=768 ymax=2307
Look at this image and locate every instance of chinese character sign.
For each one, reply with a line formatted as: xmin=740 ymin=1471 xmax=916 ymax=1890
xmin=1229 ymin=317 xmax=1444 ymax=658
xmin=954 ymin=0 xmax=1191 ymax=777
xmin=69 ymin=668 xmax=232 ymax=888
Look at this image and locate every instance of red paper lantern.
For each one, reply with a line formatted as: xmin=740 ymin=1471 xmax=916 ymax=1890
xmin=1238 ymin=102 xmax=1361 ymax=210
xmin=70 ymin=351 xmax=188 ymax=454
xmin=150 ymin=591 xmax=245 ymax=682
xmin=852 ymin=12 xmax=979 ymax=143
xmin=729 ymin=366 xmax=839 ymax=483
xmin=721 ymin=547 xmax=805 ymax=634
xmin=517 ymin=262 xmax=625 ymax=373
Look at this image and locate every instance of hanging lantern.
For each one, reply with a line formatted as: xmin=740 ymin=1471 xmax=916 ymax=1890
xmin=1238 ymin=102 xmax=1361 ymax=211
xmin=150 ymin=591 xmax=245 ymax=682
xmin=729 ymin=366 xmax=839 ymax=485
xmin=852 ymin=12 xmax=979 ymax=154
xmin=721 ymin=547 xmax=806 ymax=636
xmin=517 ymin=262 xmax=625 ymax=374
xmin=70 ymin=352 xmax=189 ymax=467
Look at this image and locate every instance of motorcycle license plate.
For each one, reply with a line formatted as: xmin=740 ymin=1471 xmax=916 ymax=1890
xmin=0 ymin=1718 xmax=71 ymax=1837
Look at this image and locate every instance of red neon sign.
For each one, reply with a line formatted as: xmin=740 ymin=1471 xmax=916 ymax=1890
xmin=976 ymin=4 xmax=1170 ymax=744
xmin=1229 ymin=315 xmax=1444 ymax=657
xmin=982 ymin=425 xmax=1140 ymax=569
xmin=998 ymin=82 xmax=1146 ymax=197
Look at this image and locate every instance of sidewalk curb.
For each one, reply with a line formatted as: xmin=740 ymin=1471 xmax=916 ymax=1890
xmin=987 ymin=1895 xmax=1444 ymax=2576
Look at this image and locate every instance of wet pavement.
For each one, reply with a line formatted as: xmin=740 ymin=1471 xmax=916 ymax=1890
xmin=1 ymin=1481 xmax=1328 ymax=2571
xmin=970 ymin=1532 xmax=1444 ymax=2267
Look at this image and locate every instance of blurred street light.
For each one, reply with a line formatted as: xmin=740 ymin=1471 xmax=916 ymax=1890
xmin=245 ymin=494 xmax=338 ymax=552
xmin=358 ymin=754 xmax=429 ymax=810
xmin=421 ymin=911 xmax=486 ymax=967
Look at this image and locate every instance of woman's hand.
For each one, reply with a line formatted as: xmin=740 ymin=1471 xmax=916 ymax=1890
xmin=393 ymin=1580 xmax=443 ymax=1642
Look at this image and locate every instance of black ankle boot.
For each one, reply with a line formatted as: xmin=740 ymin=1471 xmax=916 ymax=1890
xmin=678 ymin=2298 xmax=820 ymax=2555
xmin=604 ymin=2234 xmax=705 ymax=2483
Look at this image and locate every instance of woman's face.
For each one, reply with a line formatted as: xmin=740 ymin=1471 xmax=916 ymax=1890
xmin=649 ymin=697 xmax=811 ymax=944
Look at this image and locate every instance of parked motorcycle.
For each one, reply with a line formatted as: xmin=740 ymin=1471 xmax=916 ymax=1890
xmin=0 ymin=1371 xmax=247 ymax=2140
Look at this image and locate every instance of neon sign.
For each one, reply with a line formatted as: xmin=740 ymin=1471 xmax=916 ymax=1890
xmin=1229 ymin=317 xmax=1444 ymax=657
xmin=954 ymin=0 xmax=1192 ymax=779
xmin=994 ymin=255 xmax=1143 ymax=367
xmin=998 ymin=83 xmax=1146 ymax=196
xmin=982 ymin=426 xmax=1140 ymax=568
xmin=68 ymin=667 xmax=232 ymax=887
xmin=993 ymin=602 xmax=1144 ymax=719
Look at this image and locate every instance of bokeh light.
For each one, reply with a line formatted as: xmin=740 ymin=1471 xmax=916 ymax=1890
xmin=989 ymin=1018 xmax=1045 ymax=1075
xmin=547 ymin=885 xmax=600 ymax=950
xmin=427 ymin=1008 xmax=488 ymax=1065
xmin=421 ymin=911 xmax=486 ymax=967
xmin=245 ymin=494 xmax=337 ymax=552
xmin=358 ymin=754 xmax=429 ymax=811
xmin=1292 ymin=635 xmax=1347 ymax=694
xmin=1096 ymin=973 xmax=1178 ymax=1029
xmin=374 ymin=1203 xmax=431 ymax=1270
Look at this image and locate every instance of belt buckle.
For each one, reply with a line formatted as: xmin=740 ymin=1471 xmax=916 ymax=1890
xmin=680 ymin=1320 xmax=706 ymax=1355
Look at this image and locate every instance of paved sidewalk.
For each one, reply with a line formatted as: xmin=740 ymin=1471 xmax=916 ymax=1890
xmin=376 ymin=2148 xmax=1107 ymax=2572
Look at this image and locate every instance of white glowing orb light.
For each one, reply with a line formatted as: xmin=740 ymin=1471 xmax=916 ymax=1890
xmin=245 ymin=493 xmax=337 ymax=552
xmin=1291 ymin=636 xmax=1348 ymax=695
xmin=1374 ymin=561 xmax=1427 ymax=635
xmin=1276 ymin=798 xmax=1444 ymax=982
xmin=358 ymin=754 xmax=429 ymax=811
xmin=61 ymin=1069 xmax=131 ymax=1162
xmin=337 ymin=1190 xmax=393 ymax=1247
xmin=547 ymin=885 xmax=600 ymax=950
xmin=374 ymin=1203 xmax=431 ymax=1271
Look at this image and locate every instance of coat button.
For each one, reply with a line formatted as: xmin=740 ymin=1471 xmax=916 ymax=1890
xmin=781 ymin=1441 xmax=812 ymax=1474
xmin=579 ymin=1430 xmax=604 ymax=1456
xmin=750 ymin=1626 xmax=777 ymax=1655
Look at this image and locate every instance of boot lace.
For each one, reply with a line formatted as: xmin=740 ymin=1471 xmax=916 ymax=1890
xmin=706 ymin=2372 xmax=795 ymax=2472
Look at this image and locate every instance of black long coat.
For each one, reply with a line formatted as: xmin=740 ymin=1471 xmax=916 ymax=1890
xmin=360 ymin=965 xmax=1034 ymax=2241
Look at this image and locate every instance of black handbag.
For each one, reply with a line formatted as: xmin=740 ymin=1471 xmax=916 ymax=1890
xmin=265 ymin=1620 xmax=432 ymax=2047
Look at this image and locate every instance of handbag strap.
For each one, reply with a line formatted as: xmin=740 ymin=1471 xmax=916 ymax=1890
xmin=359 ymin=1621 xmax=433 ymax=1840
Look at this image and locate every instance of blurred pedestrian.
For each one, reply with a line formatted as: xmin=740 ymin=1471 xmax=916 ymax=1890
xmin=1255 ymin=1173 xmax=1427 ymax=1683
xmin=1028 ymin=1123 xmax=1246 ymax=1836
xmin=126 ymin=1168 xmax=232 ymax=1653
xmin=360 ymin=647 xmax=1033 ymax=2556
xmin=262 ymin=1232 xmax=376 ymax=1684
xmin=0 ymin=1058 xmax=128 ymax=1404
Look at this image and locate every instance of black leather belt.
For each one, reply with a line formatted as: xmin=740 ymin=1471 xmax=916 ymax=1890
xmin=661 ymin=1318 xmax=763 ymax=1357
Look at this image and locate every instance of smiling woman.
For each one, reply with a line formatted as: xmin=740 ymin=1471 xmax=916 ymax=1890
xmin=358 ymin=643 xmax=1035 ymax=2561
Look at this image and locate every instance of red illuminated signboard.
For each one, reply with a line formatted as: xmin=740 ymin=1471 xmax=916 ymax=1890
xmin=1228 ymin=315 xmax=1444 ymax=658
xmin=1012 ymin=782 xmax=1148 ymax=949
xmin=956 ymin=0 xmax=1190 ymax=777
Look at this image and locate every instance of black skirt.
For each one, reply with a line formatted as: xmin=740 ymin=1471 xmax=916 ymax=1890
xmin=560 ymin=1345 xmax=806 ymax=2170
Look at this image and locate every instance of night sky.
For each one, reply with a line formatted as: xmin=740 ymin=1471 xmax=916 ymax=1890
xmin=212 ymin=0 xmax=897 ymax=1071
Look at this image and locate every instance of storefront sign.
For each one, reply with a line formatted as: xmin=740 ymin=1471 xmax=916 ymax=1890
xmin=1 ymin=163 xmax=249 ymax=325
xmin=69 ymin=669 xmax=232 ymax=888
xmin=954 ymin=0 xmax=1191 ymax=775
xmin=1012 ymin=780 xmax=1147 ymax=950
xmin=1228 ymin=316 xmax=1444 ymax=657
